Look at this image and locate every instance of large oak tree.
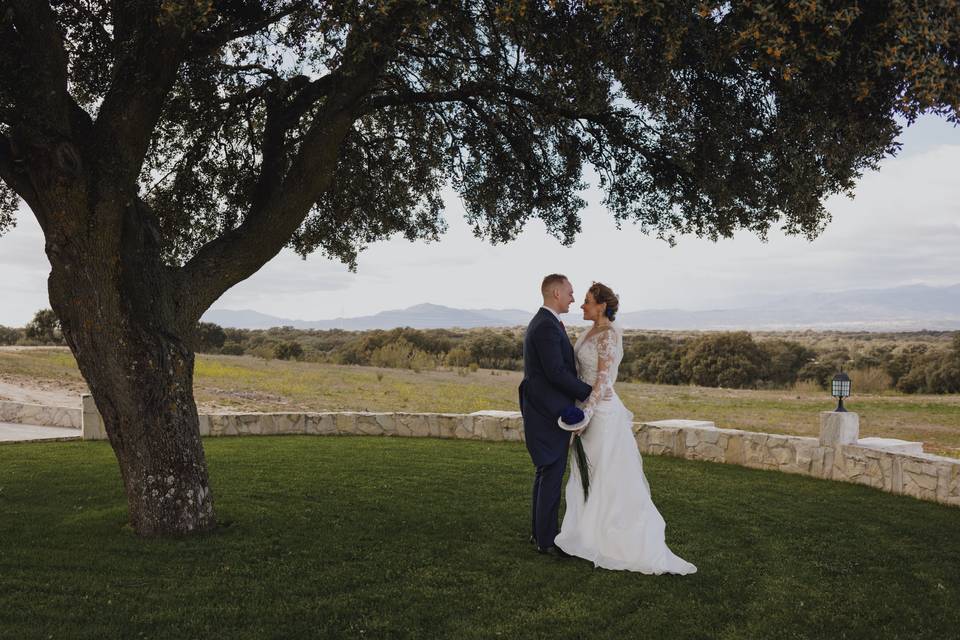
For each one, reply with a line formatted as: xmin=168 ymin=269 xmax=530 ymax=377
xmin=0 ymin=0 xmax=956 ymax=535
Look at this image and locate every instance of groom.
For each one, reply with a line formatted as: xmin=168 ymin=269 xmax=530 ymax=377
xmin=519 ymin=274 xmax=593 ymax=556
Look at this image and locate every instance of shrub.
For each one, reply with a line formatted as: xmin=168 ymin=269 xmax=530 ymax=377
xmin=24 ymin=309 xmax=63 ymax=344
xmin=247 ymin=344 xmax=275 ymax=360
xmin=849 ymin=367 xmax=893 ymax=394
xmin=369 ymin=338 xmax=416 ymax=369
xmin=444 ymin=346 xmax=472 ymax=367
xmin=195 ymin=322 xmax=226 ymax=353
xmin=796 ymin=347 xmax=853 ymax=388
xmin=334 ymin=341 xmax=368 ymax=365
xmin=759 ymin=339 xmax=816 ymax=387
xmin=274 ymin=341 xmax=304 ymax=360
xmin=852 ymin=345 xmax=894 ymax=371
xmin=896 ymin=351 xmax=960 ymax=394
xmin=680 ymin=332 xmax=765 ymax=388
xmin=886 ymin=344 xmax=929 ymax=386
xmin=889 ymin=336 xmax=960 ymax=394
xmin=0 ymin=325 xmax=20 ymax=345
xmin=409 ymin=349 xmax=438 ymax=373
xmin=368 ymin=338 xmax=437 ymax=371
xmin=622 ymin=335 xmax=686 ymax=385
xmin=637 ymin=349 xmax=686 ymax=385
xmin=220 ymin=342 xmax=245 ymax=356
xmin=464 ymin=331 xmax=522 ymax=370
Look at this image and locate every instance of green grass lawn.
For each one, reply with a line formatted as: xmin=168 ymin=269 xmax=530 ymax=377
xmin=1 ymin=436 xmax=958 ymax=639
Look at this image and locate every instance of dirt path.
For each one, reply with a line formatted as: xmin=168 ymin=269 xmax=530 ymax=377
xmin=0 ymin=379 xmax=81 ymax=406
xmin=0 ymin=346 xmax=84 ymax=406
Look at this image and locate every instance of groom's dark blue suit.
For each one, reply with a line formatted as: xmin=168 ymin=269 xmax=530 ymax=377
xmin=519 ymin=307 xmax=592 ymax=550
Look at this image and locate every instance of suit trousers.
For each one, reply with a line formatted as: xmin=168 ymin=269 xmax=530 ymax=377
xmin=531 ymin=450 xmax=568 ymax=549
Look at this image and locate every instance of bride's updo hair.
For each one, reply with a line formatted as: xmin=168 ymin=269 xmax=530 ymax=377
xmin=588 ymin=282 xmax=619 ymax=321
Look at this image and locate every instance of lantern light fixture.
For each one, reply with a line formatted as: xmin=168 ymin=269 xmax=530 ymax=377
xmin=831 ymin=371 xmax=851 ymax=412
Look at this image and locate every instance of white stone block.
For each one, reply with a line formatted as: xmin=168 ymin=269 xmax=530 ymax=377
xmin=819 ymin=411 xmax=859 ymax=447
xmin=469 ymin=410 xmax=522 ymax=419
xmin=304 ymin=413 xmax=336 ymax=435
xmin=198 ymin=415 xmax=210 ymax=437
xmin=856 ymin=437 xmax=924 ymax=456
xmin=81 ymin=394 xmax=108 ymax=441
xmin=645 ymin=419 xmax=716 ymax=430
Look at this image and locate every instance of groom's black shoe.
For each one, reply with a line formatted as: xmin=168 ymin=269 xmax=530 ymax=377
xmin=529 ymin=535 xmax=536 ymax=545
xmin=537 ymin=545 xmax=571 ymax=559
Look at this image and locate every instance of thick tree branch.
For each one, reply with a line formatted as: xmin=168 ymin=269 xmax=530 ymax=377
xmin=174 ymin=108 xmax=355 ymax=330
xmin=109 ymin=0 xmax=140 ymax=44
xmin=283 ymin=75 xmax=336 ymax=122
xmin=92 ymin=7 xmax=195 ymax=189
xmin=6 ymin=1 xmax=73 ymax=135
xmin=0 ymin=133 xmax=22 ymax=190
xmin=189 ymin=2 xmax=310 ymax=57
xmin=247 ymin=94 xmax=290 ymax=214
xmin=178 ymin=6 xmax=428 ymax=324
xmin=216 ymin=73 xmax=333 ymax=114
xmin=0 ymin=132 xmax=41 ymax=217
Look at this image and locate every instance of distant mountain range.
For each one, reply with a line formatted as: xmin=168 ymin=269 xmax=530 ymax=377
xmin=204 ymin=284 xmax=960 ymax=331
xmin=203 ymin=303 xmax=534 ymax=331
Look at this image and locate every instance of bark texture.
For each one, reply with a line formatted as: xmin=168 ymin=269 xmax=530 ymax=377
xmin=38 ymin=138 xmax=215 ymax=534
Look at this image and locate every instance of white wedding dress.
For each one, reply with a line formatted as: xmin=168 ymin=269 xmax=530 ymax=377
xmin=554 ymin=324 xmax=697 ymax=574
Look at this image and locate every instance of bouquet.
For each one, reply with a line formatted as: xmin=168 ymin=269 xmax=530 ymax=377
xmin=560 ymin=406 xmax=590 ymax=500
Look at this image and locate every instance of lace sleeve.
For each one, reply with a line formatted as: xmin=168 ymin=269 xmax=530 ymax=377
xmin=580 ymin=327 xmax=616 ymax=423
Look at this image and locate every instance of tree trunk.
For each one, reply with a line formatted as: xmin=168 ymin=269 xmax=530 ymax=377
xmin=44 ymin=184 xmax=216 ymax=536
xmin=75 ymin=325 xmax=215 ymax=536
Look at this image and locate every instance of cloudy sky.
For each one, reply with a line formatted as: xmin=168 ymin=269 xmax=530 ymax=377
xmin=1 ymin=114 xmax=958 ymax=327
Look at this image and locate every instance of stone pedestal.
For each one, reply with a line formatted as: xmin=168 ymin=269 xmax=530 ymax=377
xmin=81 ymin=394 xmax=108 ymax=441
xmin=819 ymin=411 xmax=859 ymax=447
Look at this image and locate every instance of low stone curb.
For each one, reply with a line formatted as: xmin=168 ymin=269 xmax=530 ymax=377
xmin=78 ymin=395 xmax=960 ymax=509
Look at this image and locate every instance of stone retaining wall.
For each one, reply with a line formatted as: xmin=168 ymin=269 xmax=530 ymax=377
xmin=637 ymin=419 xmax=960 ymax=508
xmin=0 ymin=399 xmax=81 ymax=429
xmin=197 ymin=409 xmax=525 ymax=441
xmin=79 ymin=394 xmax=960 ymax=508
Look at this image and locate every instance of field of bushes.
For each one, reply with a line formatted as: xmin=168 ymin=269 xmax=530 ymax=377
xmin=197 ymin=323 xmax=960 ymax=395
xmin=199 ymin=324 xmax=960 ymax=394
xmin=4 ymin=308 xmax=960 ymax=395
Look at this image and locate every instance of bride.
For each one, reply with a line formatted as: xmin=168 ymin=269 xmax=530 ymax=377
xmin=554 ymin=282 xmax=697 ymax=574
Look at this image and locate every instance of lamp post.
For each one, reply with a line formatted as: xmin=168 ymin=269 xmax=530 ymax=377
xmin=831 ymin=371 xmax=851 ymax=412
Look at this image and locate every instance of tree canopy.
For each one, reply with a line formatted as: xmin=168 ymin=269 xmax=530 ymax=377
xmin=3 ymin=1 xmax=957 ymax=280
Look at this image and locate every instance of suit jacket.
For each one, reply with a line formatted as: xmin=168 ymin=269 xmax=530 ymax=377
xmin=519 ymin=308 xmax=593 ymax=466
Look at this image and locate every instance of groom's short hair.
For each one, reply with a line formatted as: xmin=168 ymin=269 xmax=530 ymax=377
xmin=541 ymin=274 xmax=568 ymax=296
